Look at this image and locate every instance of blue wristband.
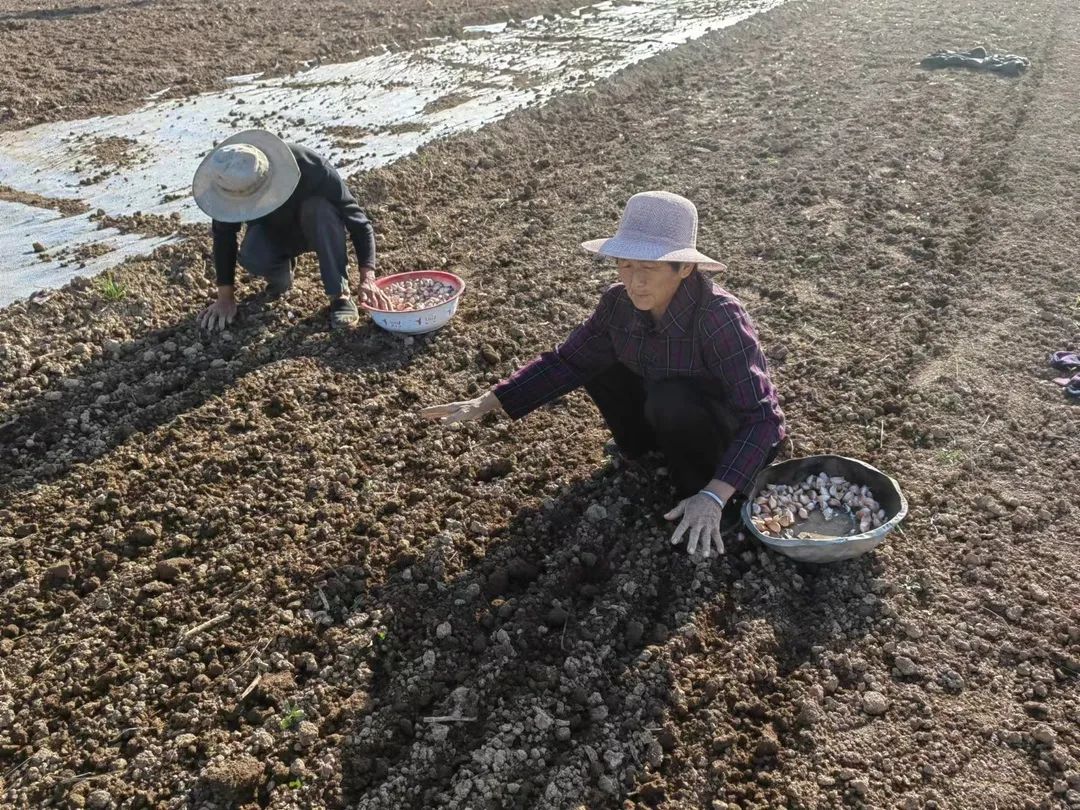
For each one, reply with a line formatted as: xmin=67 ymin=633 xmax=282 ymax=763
xmin=698 ymin=489 xmax=726 ymax=510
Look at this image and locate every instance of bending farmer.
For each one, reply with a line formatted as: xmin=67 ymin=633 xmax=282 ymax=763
xmin=423 ymin=191 xmax=785 ymax=558
xmin=192 ymin=129 xmax=390 ymax=331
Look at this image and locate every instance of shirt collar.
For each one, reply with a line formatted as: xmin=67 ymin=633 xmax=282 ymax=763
xmin=633 ymin=271 xmax=701 ymax=336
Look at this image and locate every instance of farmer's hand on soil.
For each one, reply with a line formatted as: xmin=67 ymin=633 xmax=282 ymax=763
xmin=359 ymin=269 xmax=391 ymax=310
xmin=666 ymin=491 xmax=726 ymax=558
xmin=199 ymin=287 xmax=238 ymax=331
xmin=421 ymin=390 xmax=504 ymax=424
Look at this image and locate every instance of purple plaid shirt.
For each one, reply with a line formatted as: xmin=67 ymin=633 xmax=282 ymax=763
xmin=494 ymin=271 xmax=785 ymax=493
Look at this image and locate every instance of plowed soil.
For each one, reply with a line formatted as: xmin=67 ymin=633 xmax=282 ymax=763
xmin=1 ymin=0 xmax=1078 ymax=808
xmin=0 ymin=0 xmax=580 ymax=131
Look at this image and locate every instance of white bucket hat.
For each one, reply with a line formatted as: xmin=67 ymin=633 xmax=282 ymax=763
xmin=192 ymin=130 xmax=301 ymax=223
xmin=582 ymin=191 xmax=726 ymax=271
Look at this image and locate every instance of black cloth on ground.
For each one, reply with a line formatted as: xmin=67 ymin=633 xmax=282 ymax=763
xmin=920 ymin=46 xmax=1030 ymax=77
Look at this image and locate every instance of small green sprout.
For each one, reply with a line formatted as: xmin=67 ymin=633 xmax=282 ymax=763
xmin=95 ymin=273 xmax=127 ymax=301
xmin=935 ymin=448 xmax=967 ymax=466
xmin=279 ymin=703 xmax=305 ymax=731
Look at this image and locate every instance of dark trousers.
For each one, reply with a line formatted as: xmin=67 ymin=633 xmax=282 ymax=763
xmin=238 ymin=197 xmax=349 ymax=297
xmin=583 ymin=363 xmax=750 ymax=503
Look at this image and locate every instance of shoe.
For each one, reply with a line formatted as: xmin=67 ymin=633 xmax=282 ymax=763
xmin=265 ymin=261 xmax=295 ymax=298
xmin=266 ymin=280 xmax=292 ymax=299
xmin=330 ymin=296 xmax=359 ymax=330
xmin=1066 ymin=377 xmax=1080 ymax=399
xmin=1049 ymin=351 xmax=1080 ymax=371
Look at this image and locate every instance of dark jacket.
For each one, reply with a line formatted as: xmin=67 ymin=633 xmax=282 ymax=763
xmin=211 ymin=144 xmax=375 ymax=285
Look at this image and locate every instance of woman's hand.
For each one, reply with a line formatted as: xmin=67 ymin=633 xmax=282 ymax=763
xmin=421 ymin=390 xmax=504 ymax=424
xmin=665 ymin=491 xmax=726 ymax=558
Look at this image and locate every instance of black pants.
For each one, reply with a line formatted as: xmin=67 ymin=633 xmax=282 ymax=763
xmin=238 ymin=197 xmax=349 ymax=297
xmin=583 ymin=363 xmax=750 ymax=501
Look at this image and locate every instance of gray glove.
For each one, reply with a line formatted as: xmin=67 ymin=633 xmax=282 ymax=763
xmin=665 ymin=492 xmax=726 ymax=558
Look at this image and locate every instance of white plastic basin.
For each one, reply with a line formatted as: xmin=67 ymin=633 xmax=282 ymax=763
xmin=362 ymin=270 xmax=466 ymax=335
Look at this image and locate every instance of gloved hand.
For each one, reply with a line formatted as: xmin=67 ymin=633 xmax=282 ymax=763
xmin=665 ymin=492 xmax=726 ymax=558
xmin=420 ymin=390 xmax=504 ymax=424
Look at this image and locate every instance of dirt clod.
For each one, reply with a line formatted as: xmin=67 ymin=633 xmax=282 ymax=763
xmin=154 ymin=557 xmax=191 ymax=582
xmin=862 ymin=691 xmax=889 ymax=716
xmin=199 ymin=756 xmax=263 ymax=803
xmin=43 ymin=562 xmax=73 ymax=588
xmin=1033 ymin=724 xmax=1058 ymax=747
xmin=128 ymin=523 xmax=161 ymax=546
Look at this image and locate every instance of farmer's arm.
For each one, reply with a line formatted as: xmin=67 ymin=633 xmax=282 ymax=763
xmin=492 ymin=286 xmax=620 ymax=418
xmin=423 ymin=287 xmax=620 ymax=424
xmin=199 ymin=220 xmax=243 ymax=330
xmin=702 ymin=299 xmax=785 ymax=496
xmin=211 ymin=219 xmax=241 ymax=288
xmin=314 ymin=160 xmax=376 ymax=280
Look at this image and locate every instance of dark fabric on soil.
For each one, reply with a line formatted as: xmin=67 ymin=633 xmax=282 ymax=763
xmin=920 ymin=46 xmax=1031 ymax=76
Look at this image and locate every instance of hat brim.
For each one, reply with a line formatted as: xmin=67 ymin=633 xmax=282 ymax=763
xmin=192 ymin=130 xmax=301 ymax=223
xmin=581 ymin=235 xmax=727 ymax=272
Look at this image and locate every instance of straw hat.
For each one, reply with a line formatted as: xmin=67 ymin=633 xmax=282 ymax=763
xmin=192 ymin=130 xmax=300 ymax=223
xmin=582 ymin=191 xmax=726 ymax=271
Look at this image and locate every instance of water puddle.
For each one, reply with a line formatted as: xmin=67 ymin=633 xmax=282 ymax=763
xmin=0 ymin=0 xmax=784 ymax=306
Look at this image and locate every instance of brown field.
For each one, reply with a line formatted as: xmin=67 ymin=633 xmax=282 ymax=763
xmin=0 ymin=0 xmax=1078 ymax=807
xmin=0 ymin=0 xmax=581 ymax=130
